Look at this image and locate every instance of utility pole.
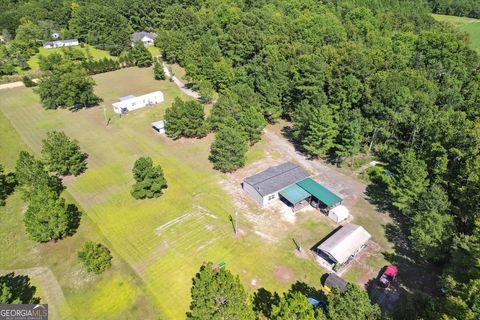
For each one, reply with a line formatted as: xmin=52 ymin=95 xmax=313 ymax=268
xmin=103 ymin=105 xmax=108 ymax=126
xmin=235 ymin=210 xmax=238 ymax=235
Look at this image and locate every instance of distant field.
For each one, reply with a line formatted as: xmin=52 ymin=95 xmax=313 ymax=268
xmin=27 ymin=44 xmax=113 ymax=70
xmin=433 ymin=13 xmax=480 ymax=53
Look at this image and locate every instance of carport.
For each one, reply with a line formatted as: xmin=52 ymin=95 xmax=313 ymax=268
xmin=279 ymin=184 xmax=311 ymax=211
xmin=296 ymin=178 xmax=342 ymax=210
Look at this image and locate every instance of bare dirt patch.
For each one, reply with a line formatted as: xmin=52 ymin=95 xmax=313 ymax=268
xmin=274 ymin=265 xmax=294 ymax=283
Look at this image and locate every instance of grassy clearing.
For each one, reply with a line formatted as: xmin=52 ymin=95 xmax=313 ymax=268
xmin=166 ymin=63 xmax=188 ymax=82
xmin=27 ymin=44 xmax=113 ymax=70
xmin=0 ymin=82 xmax=158 ymax=318
xmin=147 ymin=46 xmax=161 ymax=57
xmin=433 ymin=13 xmax=480 ymax=53
xmin=0 ymin=67 xmax=342 ymax=319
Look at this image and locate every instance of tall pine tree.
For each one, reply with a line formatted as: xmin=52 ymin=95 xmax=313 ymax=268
xmin=187 ymin=262 xmax=255 ymax=320
xmin=301 ymin=105 xmax=339 ymax=158
xmin=209 ymin=125 xmax=247 ymax=172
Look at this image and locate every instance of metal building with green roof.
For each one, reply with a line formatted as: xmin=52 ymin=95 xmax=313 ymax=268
xmin=296 ymin=178 xmax=342 ymax=209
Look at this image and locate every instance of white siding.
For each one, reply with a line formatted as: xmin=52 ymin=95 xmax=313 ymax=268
xmin=262 ymin=192 xmax=279 ymax=206
xmin=113 ymin=91 xmax=164 ymax=114
xmin=243 ymin=182 xmax=264 ymax=206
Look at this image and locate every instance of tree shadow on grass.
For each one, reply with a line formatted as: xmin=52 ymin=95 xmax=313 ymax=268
xmin=0 ymin=272 xmax=40 ymax=304
xmin=252 ymin=288 xmax=280 ymax=319
xmin=66 ymin=203 xmax=82 ymax=237
xmin=0 ymin=172 xmax=17 ymax=206
xmin=288 ymin=281 xmax=327 ymax=302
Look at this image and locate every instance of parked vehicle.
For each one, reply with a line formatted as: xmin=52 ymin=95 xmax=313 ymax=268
xmin=379 ymin=265 xmax=398 ymax=287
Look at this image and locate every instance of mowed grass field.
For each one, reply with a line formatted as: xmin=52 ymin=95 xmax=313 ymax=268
xmin=0 ymin=67 xmax=334 ymax=319
xmin=0 ymin=106 xmax=158 ymax=319
xmin=433 ymin=13 xmax=480 ymax=53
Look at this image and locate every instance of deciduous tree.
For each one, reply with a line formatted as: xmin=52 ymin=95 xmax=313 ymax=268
xmin=270 ymin=291 xmax=326 ymax=320
xmin=0 ymin=164 xmax=16 ymax=206
xmin=0 ymin=273 xmax=40 ymax=304
xmin=327 ymin=284 xmax=380 ymax=320
xmin=15 ymin=151 xmax=63 ymax=198
xmin=36 ymin=61 xmax=100 ymax=109
xmin=23 ymin=184 xmax=80 ymax=242
xmin=78 ymin=241 xmax=112 ymax=274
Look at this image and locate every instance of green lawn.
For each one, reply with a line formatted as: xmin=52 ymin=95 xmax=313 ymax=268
xmin=0 ymin=66 xmax=337 ymax=319
xmin=433 ymin=13 xmax=480 ymax=53
xmin=0 ymin=105 xmax=158 ymax=319
xmin=27 ymin=44 xmax=113 ymax=70
xmin=147 ymin=46 xmax=161 ymax=57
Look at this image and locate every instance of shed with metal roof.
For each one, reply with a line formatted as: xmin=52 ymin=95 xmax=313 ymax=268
xmin=296 ymin=178 xmax=342 ymax=209
xmin=315 ymin=224 xmax=371 ymax=265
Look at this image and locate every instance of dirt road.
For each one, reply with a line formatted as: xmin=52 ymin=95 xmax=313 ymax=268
xmin=0 ymin=81 xmax=25 ymax=90
xmin=162 ymin=63 xmax=200 ymax=99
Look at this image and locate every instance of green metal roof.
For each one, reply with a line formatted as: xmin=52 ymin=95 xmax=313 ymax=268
xmin=279 ymin=184 xmax=311 ymax=204
xmin=296 ymin=178 xmax=342 ymax=207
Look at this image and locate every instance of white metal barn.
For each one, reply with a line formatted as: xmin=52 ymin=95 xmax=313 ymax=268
xmin=314 ymin=224 xmax=371 ymax=267
xmin=112 ymin=91 xmax=164 ymax=114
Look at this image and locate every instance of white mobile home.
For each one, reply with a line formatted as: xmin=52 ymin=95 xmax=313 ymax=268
xmin=112 ymin=91 xmax=164 ymax=114
xmin=43 ymin=39 xmax=79 ymax=49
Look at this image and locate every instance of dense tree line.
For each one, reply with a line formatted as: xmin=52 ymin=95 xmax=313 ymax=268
xmin=429 ymin=0 xmax=480 ymax=18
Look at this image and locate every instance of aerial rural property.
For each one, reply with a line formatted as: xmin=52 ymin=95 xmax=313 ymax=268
xmin=0 ymin=1 xmax=479 ymax=320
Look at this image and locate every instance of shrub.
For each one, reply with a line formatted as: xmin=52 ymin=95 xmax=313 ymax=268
xmin=22 ymin=75 xmax=36 ymax=87
xmin=78 ymin=241 xmax=112 ymax=274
